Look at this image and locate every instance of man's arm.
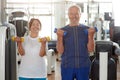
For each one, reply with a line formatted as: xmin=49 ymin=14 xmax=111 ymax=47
xmin=87 ymin=27 xmax=96 ymax=52
xmin=56 ymin=29 xmax=64 ymax=54
xmin=56 ymin=36 xmax=64 ymax=54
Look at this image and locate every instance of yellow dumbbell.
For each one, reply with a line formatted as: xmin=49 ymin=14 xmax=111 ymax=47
xmin=11 ymin=36 xmax=24 ymax=42
xmin=38 ymin=36 xmax=50 ymax=42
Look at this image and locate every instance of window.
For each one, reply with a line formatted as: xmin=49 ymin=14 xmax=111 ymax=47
xmin=6 ymin=0 xmax=55 ymax=39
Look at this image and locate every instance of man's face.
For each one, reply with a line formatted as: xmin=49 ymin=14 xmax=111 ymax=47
xmin=68 ymin=7 xmax=81 ymax=25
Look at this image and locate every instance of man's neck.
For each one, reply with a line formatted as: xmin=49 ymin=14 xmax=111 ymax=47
xmin=69 ymin=23 xmax=79 ymax=27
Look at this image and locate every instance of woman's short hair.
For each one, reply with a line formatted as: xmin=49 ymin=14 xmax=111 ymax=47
xmin=29 ymin=18 xmax=41 ymax=29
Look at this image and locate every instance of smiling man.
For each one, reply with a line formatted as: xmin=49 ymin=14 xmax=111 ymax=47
xmin=56 ymin=5 xmax=96 ymax=80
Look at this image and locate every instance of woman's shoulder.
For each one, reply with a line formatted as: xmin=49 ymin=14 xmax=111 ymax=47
xmin=23 ymin=35 xmax=29 ymax=39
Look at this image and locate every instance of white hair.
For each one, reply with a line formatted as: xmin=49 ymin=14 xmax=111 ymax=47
xmin=68 ymin=5 xmax=81 ymax=13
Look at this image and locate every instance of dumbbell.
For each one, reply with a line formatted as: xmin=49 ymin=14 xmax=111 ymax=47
xmin=12 ymin=36 xmax=50 ymax=42
xmin=87 ymin=26 xmax=98 ymax=34
xmin=115 ymin=48 xmax=120 ymax=56
xmin=54 ymin=28 xmax=67 ymax=36
xmin=94 ymin=26 xmax=98 ymax=32
xmin=11 ymin=36 xmax=24 ymax=42
xmin=38 ymin=36 xmax=50 ymax=42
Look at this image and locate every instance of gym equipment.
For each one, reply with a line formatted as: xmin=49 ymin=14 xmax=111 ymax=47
xmin=38 ymin=36 xmax=50 ymax=42
xmin=91 ymin=41 xmax=117 ymax=80
xmin=104 ymin=12 xmax=112 ymax=21
xmin=11 ymin=36 xmax=24 ymax=42
xmin=47 ymin=49 xmax=55 ymax=74
xmin=109 ymin=26 xmax=120 ymax=63
xmin=48 ymin=40 xmax=57 ymax=52
xmin=9 ymin=11 xmax=28 ymax=37
xmin=54 ymin=28 xmax=67 ymax=36
xmin=115 ymin=48 xmax=120 ymax=56
xmin=0 ymin=24 xmax=17 ymax=80
xmin=113 ymin=42 xmax=120 ymax=56
xmin=94 ymin=26 xmax=98 ymax=32
xmin=94 ymin=24 xmax=102 ymax=40
xmin=110 ymin=26 xmax=120 ymax=43
xmin=9 ymin=20 xmax=28 ymax=37
xmin=11 ymin=36 xmax=50 ymax=42
xmin=0 ymin=27 xmax=7 ymax=80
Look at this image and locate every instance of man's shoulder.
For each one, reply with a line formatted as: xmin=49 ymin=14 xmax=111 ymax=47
xmin=61 ymin=25 xmax=69 ymax=30
xmin=79 ymin=24 xmax=89 ymax=28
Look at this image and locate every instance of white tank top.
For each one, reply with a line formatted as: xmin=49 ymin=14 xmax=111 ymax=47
xmin=18 ymin=35 xmax=48 ymax=78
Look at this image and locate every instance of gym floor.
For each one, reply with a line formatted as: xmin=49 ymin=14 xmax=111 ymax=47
xmin=47 ymin=60 xmax=120 ymax=80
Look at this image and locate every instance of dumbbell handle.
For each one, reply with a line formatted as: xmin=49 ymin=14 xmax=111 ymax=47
xmin=94 ymin=26 xmax=98 ymax=32
xmin=11 ymin=36 xmax=24 ymax=42
xmin=38 ymin=36 xmax=50 ymax=42
xmin=12 ymin=36 xmax=50 ymax=42
xmin=54 ymin=28 xmax=67 ymax=36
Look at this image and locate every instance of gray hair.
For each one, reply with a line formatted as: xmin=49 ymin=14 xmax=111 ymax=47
xmin=68 ymin=5 xmax=81 ymax=13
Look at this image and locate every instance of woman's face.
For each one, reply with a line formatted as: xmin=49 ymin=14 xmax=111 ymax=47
xmin=30 ymin=20 xmax=41 ymax=34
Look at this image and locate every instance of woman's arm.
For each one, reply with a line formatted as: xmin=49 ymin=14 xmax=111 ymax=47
xmin=16 ymin=37 xmax=25 ymax=56
xmin=39 ymin=38 xmax=47 ymax=57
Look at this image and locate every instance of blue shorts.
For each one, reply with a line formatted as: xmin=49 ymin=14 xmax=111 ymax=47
xmin=19 ymin=77 xmax=47 ymax=80
xmin=61 ymin=67 xmax=90 ymax=80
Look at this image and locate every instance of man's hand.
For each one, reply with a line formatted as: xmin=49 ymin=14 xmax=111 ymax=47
xmin=56 ymin=29 xmax=65 ymax=37
xmin=88 ymin=27 xmax=96 ymax=36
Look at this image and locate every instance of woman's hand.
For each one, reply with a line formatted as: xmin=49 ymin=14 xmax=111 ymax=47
xmin=39 ymin=37 xmax=47 ymax=57
xmin=17 ymin=41 xmax=25 ymax=56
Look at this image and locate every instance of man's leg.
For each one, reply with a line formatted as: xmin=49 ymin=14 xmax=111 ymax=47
xmin=61 ymin=67 xmax=74 ymax=80
xmin=75 ymin=67 xmax=90 ymax=80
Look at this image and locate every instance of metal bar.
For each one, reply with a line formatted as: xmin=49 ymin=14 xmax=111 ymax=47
xmin=99 ymin=52 xmax=108 ymax=80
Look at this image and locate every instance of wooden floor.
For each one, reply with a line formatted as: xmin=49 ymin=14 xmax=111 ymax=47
xmin=117 ymin=62 xmax=120 ymax=80
xmin=47 ymin=60 xmax=120 ymax=80
xmin=47 ymin=61 xmax=61 ymax=80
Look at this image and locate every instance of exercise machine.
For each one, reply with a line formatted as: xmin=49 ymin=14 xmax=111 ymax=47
xmin=91 ymin=40 xmax=120 ymax=80
xmin=0 ymin=23 xmax=17 ymax=80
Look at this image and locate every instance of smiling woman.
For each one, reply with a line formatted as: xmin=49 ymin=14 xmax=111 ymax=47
xmin=16 ymin=18 xmax=48 ymax=80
